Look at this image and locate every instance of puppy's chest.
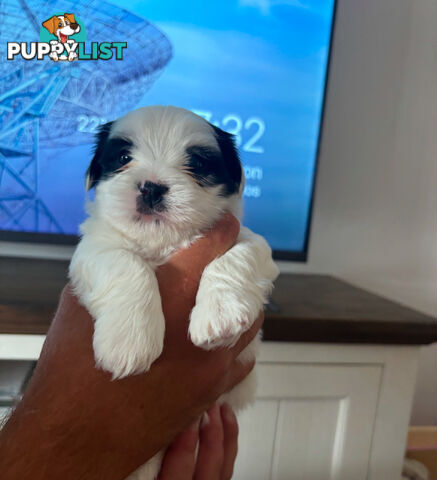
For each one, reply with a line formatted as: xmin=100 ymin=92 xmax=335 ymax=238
xmin=136 ymin=232 xmax=204 ymax=267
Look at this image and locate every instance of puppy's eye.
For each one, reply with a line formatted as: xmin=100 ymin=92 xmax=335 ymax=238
xmin=58 ymin=22 xmax=62 ymax=27
xmin=191 ymin=157 xmax=204 ymax=169
xmin=188 ymin=155 xmax=207 ymax=171
xmin=119 ymin=152 xmax=132 ymax=165
xmin=185 ymin=147 xmax=221 ymax=184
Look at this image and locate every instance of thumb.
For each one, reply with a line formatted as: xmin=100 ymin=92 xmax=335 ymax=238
xmin=156 ymin=213 xmax=239 ymax=301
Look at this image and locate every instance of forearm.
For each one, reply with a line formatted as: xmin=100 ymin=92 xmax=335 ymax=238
xmin=0 ymin=400 xmax=119 ymax=480
xmin=0 ymin=364 xmax=196 ymax=480
xmin=0 ymin=291 xmax=194 ymax=480
xmin=0 ymin=370 xmax=161 ymax=480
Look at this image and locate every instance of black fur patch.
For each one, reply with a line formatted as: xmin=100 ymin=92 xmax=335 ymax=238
xmin=211 ymin=125 xmax=242 ymax=195
xmin=185 ymin=125 xmax=242 ymax=196
xmin=86 ymin=122 xmax=133 ymax=190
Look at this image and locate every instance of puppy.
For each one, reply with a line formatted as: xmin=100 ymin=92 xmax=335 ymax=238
xmin=69 ymin=106 xmax=279 ymax=479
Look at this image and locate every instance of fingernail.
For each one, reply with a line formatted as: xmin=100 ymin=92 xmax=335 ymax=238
xmin=222 ymin=403 xmax=236 ymax=422
xmin=200 ymin=411 xmax=210 ymax=429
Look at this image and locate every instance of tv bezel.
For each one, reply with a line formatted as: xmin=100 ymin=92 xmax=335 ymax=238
xmin=0 ymin=1 xmax=337 ymax=263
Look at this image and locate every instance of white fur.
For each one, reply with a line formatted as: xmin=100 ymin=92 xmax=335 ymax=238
xmin=69 ymin=106 xmax=279 ymax=479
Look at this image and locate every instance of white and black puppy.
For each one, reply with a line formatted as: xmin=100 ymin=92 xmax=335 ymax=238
xmin=69 ymin=106 xmax=279 ymax=479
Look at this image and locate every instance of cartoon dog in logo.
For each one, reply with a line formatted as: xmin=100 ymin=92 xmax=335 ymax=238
xmin=42 ymin=13 xmax=81 ymax=61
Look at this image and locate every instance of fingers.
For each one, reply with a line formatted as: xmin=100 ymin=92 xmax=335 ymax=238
xmin=230 ymin=311 xmax=264 ymax=359
xmin=156 ymin=213 xmax=239 ymax=301
xmin=226 ymin=358 xmax=255 ymax=393
xmin=158 ymin=419 xmax=200 ymax=480
xmin=220 ymin=404 xmax=239 ymax=480
xmin=168 ymin=213 xmax=239 ymax=267
xmin=219 ymin=310 xmax=261 ymax=393
xmin=194 ymin=404 xmax=224 ymax=480
xmin=159 ymin=404 xmax=239 ymax=480
xmin=206 ymin=212 xmax=240 ymax=253
xmin=194 ymin=403 xmax=239 ymax=480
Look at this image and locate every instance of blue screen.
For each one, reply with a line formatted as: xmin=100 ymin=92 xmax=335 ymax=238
xmin=0 ymin=0 xmax=335 ymax=256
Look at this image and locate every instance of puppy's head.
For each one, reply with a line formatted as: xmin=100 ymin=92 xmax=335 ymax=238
xmin=86 ymin=106 xmax=243 ymax=245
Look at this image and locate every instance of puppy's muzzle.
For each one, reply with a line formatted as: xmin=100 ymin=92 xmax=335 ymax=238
xmin=137 ymin=181 xmax=169 ymax=213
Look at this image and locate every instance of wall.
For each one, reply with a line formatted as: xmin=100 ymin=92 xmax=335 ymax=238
xmin=282 ymin=0 xmax=437 ymax=424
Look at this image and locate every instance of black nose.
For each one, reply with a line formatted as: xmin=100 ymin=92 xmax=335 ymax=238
xmin=139 ymin=181 xmax=169 ymax=208
xmin=71 ymin=22 xmax=79 ymax=29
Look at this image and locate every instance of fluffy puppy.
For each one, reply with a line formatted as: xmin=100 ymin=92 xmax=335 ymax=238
xmin=69 ymin=106 xmax=279 ymax=479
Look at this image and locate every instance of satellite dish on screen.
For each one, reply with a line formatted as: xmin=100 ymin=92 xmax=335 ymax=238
xmin=0 ymin=0 xmax=173 ymax=232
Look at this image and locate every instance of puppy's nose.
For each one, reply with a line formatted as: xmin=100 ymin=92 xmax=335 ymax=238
xmin=139 ymin=181 xmax=169 ymax=208
xmin=71 ymin=22 xmax=79 ymax=30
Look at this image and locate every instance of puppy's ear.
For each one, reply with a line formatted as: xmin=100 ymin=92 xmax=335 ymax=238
xmin=42 ymin=16 xmax=57 ymax=35
xmin=211 ymin=125 xmax=242 ymax=195
xmin=64 ymin=13 xmax=76 ymax=24
xmin=85 ymin=122 xmax=113 ymax=191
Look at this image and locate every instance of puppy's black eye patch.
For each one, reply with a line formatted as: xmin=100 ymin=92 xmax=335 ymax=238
xmin=185 ymin=142 xmax=241 ymax=196
xmin=186 ymin=147 xmax=220 ymax=175
xmin=96 ymin=137 xmax=133 ymax=176
xmin=86 ymin=122 xmax=134 ymax=190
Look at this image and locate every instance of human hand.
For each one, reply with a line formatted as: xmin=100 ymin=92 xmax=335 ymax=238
xmin=0 ymin=213 xmax=262 ymax=480
xmin=159 ymin=404 xmax=238 ymax=480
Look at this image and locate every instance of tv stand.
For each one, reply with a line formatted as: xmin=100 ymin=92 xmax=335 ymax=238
xmin=1 ymin=256 xmax=437 ymax=479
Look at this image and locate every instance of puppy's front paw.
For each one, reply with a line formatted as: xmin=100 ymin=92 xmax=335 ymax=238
xmin=189 ymin=289 xmax=255 ymax=350
xmin=93 ymin=312 xmax=164 ymax=379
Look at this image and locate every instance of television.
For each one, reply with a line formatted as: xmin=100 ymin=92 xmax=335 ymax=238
xmin=0 ymin=0 xmax=336 ymax=261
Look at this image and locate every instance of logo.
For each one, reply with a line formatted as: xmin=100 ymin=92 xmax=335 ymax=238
xmin=7 ymin=12 xmax=127 ymax=61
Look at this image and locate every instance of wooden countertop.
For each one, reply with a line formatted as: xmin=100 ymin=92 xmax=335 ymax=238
xmin=1 ymin=256 xmax=437 ymax=345
xmin=265 ymin=274 xmax=437 ymax=345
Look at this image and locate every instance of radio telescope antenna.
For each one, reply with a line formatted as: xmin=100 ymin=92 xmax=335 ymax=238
xmin=0 ymin=0 xmax=172 ymax=233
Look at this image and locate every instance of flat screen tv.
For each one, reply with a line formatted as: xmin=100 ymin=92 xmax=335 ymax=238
xmin=0 ymin=0 xmax=336 ymax=261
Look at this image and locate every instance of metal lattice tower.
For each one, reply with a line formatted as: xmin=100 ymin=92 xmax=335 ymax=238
xmin=0 ymin=0 xmax=172 ymax=233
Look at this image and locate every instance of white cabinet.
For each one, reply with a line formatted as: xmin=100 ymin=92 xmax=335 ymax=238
xmin=234 ymin=342 xmax=419 ymax=480
xmin=0 ymin=335 xmax=421 ymax=480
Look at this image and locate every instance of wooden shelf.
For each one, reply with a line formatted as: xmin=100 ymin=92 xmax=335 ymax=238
xmin=265 ymin=274 xmax=437 ymax=345
xmin=1 ymin=256 xmax=437 ymax=345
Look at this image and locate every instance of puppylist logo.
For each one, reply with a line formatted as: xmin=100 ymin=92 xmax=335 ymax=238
xmin=7 ymin=13 xmax=127 ymax=62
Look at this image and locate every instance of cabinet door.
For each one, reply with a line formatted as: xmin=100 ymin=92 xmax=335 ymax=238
xmin=233 ymin=363 xmax=382 ymax=480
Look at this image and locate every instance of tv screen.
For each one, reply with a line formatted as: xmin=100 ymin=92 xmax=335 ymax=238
xmin=0 ymin=0 xmax=336 ymax=260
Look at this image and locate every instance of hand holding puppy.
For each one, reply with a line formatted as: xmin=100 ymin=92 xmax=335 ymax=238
xmin=0 ymin=214 xmax=262 ymax=480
